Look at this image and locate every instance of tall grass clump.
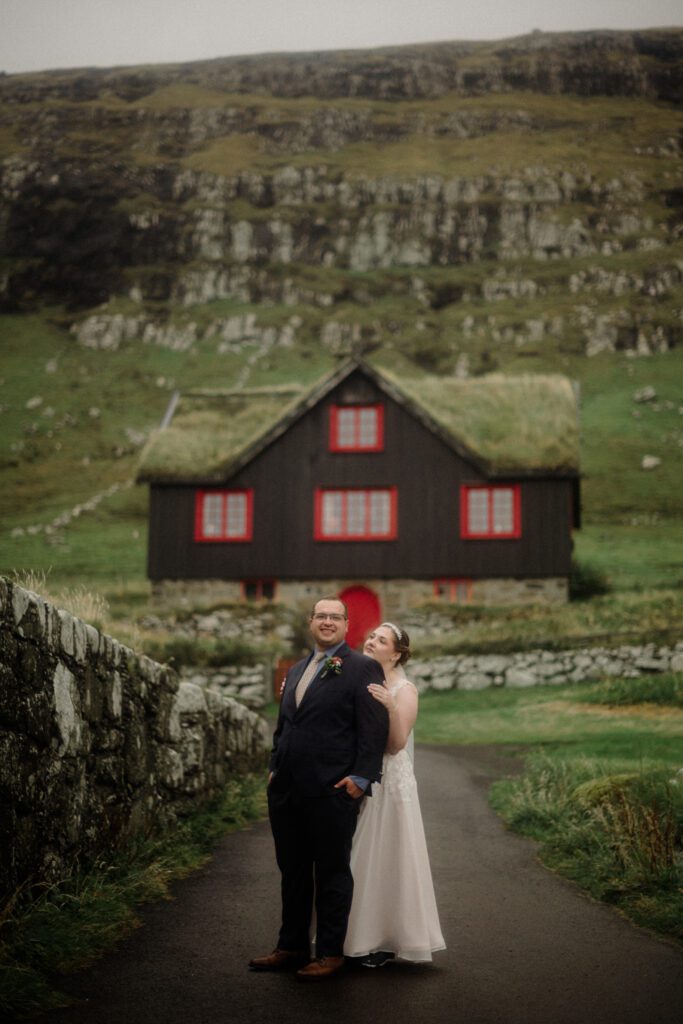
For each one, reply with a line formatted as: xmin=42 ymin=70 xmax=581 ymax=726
xmin=581 ymin=672 xmax=683 ymax=708
xmin=140 ymin=635 xmax=261 ymax=668
xmin=0 ymin=774 xmax=267 ymax=1020
xmin=491 ymin=754 xmax=683 ymax=944
xmin=10 ymin=570 xmax=110 ymax=630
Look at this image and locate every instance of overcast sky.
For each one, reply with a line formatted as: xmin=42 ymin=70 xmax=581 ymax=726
xmin=1 ymin=0 xmax=681 ymax=75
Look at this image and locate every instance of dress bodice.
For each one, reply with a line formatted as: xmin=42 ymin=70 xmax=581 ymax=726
xmin=381 ymin=676 xmax=417 ymax=797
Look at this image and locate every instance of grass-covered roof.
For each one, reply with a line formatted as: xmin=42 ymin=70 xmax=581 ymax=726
xmin=136 ymin=362 xmax=579 ymax=484
xmin=380 ymin=368 xmax=580 ymax=474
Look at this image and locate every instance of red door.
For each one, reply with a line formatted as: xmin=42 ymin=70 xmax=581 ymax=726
xmin=339 ymin=585 xmax=381 ymax=650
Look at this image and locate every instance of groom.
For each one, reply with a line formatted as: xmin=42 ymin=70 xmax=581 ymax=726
xmin=249 ymin=596 xmax=388 ymax=981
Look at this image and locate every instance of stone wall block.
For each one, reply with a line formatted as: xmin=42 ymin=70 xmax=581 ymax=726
xmin=157 ymin=746 xmax=185 ymax=790
xmin=123 ymin=714 xmax=152 ymax=789
xmin=44 ymin=603 xmax=61 ymax=648
xmin=84 ymin=623 xmax=100 ymax=656
xmin=105 ymin=670 xmax=123 ymax=721
xmin=101 ymin=633 xmax=115 ymax=664
xmin=505 ymin=667 xmax=538 ymax=688
xmin=73 ymin=618 xmax=88 ymax=665
xmin=16 ymin=595 xmax=45 ymax=641
xmin=458 ymin=672 xmax=492 ymax=691
xmin=82 ymin=663 xmax=104 ymax=724
xmin=175 ymin=681 xmax=209 ymax=716
xmin=57 ymin=610 xmax=76 ymax=659
xmin=11 ymin=586 xmax=31 ymax=627
xmin=635 ymin=656 xmax=669 ymax=672
xmin=52 ymin=662 xmax=84 ymax=755
xmin=671 ymin=653 xmax=683 ymax=673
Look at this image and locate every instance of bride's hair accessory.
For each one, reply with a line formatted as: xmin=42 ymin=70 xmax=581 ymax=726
xmin=379 ymin=622 xmax=411 ymax=666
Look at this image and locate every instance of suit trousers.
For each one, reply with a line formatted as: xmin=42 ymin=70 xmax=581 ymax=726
xmin=267 ymin=786 xmax=361 ymax=957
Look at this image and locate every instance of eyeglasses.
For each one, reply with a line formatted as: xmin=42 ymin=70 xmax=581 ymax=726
xmin=311 ymin=613 xmax=346 ymax=622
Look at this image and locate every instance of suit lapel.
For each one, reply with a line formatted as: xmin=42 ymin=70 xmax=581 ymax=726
xmin=299 ymin=643 xmax=351 ymax=705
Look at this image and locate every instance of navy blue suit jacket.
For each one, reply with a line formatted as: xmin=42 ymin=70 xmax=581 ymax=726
xmin=269 ymin=643 xmax=388 ymax=798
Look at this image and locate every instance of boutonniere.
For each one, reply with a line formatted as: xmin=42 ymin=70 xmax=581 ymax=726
xmin=321 ymin=655 xmax=343 ymax=678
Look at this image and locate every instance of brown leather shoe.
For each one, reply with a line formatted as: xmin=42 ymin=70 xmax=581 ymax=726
xmin=296 ymin=956 xmax=345 ymax=981
xmin=249 ymin=948 xmax=310 ymax=971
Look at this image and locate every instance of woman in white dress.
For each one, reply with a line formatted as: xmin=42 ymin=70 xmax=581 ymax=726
xmin=344 ymin=622 xmax=445 ymax=967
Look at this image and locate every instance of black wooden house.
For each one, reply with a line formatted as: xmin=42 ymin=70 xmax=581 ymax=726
xmin=137 ymin=359 xmax=580 ymax=645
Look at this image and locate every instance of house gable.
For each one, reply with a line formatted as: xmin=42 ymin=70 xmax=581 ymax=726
xmin=145 ymin=364 xmax=577 ymax=584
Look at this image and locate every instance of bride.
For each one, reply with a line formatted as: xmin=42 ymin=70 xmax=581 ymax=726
xmin=344 ymin=622 xmax=445 ymax=966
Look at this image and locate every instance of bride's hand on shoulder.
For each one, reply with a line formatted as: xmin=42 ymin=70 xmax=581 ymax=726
xmin=367 ymin=683 xmax=392 ymax=708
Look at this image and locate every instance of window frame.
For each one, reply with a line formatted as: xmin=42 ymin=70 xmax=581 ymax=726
xmin=241 ymin=579 xmax=277 ymax=602
xmin=194 ymin=488 xmax=254 ymax=543
xmin=329 ymin=404 xmax=385 ymax=453
xmin=460 ymin=484 xmax=521 ymax=540
xmin=314 ymin=486 xmax=398 ymax=541
xmin=434 ymin=578 xmax=473 ymax=604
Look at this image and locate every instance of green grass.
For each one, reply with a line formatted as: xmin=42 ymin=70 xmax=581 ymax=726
xmin=163 ymin=89 xmax=682 ymax=185
xmin=414 ymin=680 xmax=683 ymax=749
xmin=490 ymin=753 xmax=683 ymax=943
xmin=0 ymin=773 xmax=267 ymax=1020
xmin=414 ymin=586 xmax=683 ymax=659
xmin=581 ymin=672 xmax=683 ymax=708
xmin=416 ymin=678 xmax=683 ymax=945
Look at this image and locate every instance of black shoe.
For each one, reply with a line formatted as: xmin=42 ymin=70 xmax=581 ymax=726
xmin=359 ymin=951 xmax=395 ymax=968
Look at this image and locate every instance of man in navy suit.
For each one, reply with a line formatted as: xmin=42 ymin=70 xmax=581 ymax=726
xmin=249 ymin=596 xmax=388 ymax=980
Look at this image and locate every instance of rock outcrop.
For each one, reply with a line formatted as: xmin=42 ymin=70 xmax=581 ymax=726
xmin=0 ymin=29 xmax=681 ymax=369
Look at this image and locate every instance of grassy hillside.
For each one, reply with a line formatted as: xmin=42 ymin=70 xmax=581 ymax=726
xmin=0 ymin=33 xmax=682 ymax=611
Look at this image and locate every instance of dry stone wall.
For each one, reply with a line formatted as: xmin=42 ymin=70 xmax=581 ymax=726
xmin=0 ymin=579 xmax=269 ymax=900
xmin=410 ymin=641 xmax=683 ymax=692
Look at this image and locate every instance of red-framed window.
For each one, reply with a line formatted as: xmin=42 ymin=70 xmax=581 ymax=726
xmin=330 ymin=404 xmax=384 ymax=452
xmin=434 ymin=579 xmax=473 ymax=604
xmin=314 ymin=487 xmax=397 ymax=541
xmin=194 ymin=489 xmax=253 ymax=542
xmin=460 ymin=484 xmax=521 ymax=539
xmin=242 ymin=580 xmax=276 ymax=601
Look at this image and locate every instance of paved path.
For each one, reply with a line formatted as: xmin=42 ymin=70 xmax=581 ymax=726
xmin=45 ymin=746 xmax=683 ymax=1024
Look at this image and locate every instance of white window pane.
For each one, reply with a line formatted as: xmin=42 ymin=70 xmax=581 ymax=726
xmin=358 ymin=407 xmax=378 ymax=447
xmin=467 ymin=490 xmax=489 ymax=534
xmin=337 ymin=409 xmax=356 ymax=447
xmin=202 ymin=494 xmax=223 ymax=537
xmin=492 ymin=489 xmax=514 ymax=534
xmin=322 ymin=492 xmax=343 ymax=535
xmin=346 ymin=491 xmax=366 ymax=534
xmin=226 ymin=493 xmax=247 ymax=537
xmin=368 ymin=490 xmax=390 ymax=535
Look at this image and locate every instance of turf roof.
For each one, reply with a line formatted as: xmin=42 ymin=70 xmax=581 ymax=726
xmin=136 ymin=362 xmax=579 ymax=483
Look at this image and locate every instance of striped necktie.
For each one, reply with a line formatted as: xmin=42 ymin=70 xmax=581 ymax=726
xmin=295 ymin=652 xmax=325 ymax=707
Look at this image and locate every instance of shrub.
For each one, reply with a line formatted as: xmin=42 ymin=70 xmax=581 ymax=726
xmin=569 ymin=557 xmax=610 ymax=600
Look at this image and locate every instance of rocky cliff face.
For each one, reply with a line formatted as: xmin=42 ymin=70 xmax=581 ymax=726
xmin=0 ymin=29 xmax=681 ymax=368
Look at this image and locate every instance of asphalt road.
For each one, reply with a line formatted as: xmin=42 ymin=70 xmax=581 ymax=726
xmin=43 ymin=745 xmax=683 ymax=1024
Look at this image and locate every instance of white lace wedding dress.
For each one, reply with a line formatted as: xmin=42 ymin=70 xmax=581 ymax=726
xmin=344 ymin=677 xmax=446 ymax=962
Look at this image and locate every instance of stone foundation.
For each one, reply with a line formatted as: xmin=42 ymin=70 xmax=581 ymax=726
xmin=0 ymin=578 xmax=269 ymax=900
xmin=153 ymin=577 xmax=568 ymax=616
